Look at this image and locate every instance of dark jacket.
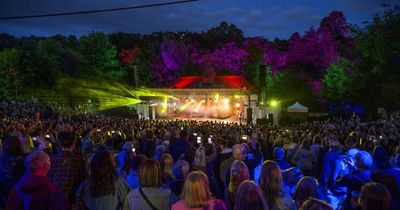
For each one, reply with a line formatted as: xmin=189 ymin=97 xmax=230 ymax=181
xmin=320 ymin=149 xmax=341 ymax=189
xmin=138 ymin=139 xmax=156 ymax=158
xmin=275 ymin=159 xmax=291 ymax=171
xmin=337 ymin=170 xmax=372 ymax=210
xmin=170 ymin=139 xmax=190 ymax=161
xmin=0 ymin=155 xmax=25 ymax=207
xmin=6 ymin=172 xmax=68 ymax=210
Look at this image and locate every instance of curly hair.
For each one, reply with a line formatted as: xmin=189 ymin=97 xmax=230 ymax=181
xmin=88 ymin=151 xmax=117 ymax=197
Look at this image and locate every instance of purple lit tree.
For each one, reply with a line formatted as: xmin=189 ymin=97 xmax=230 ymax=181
xmin=192 ymin=42 xmax=248 ymax=74
xmin=152 ymin=39 xmax=191 ymax=85
xmin=287 ymin=27 xmax=341 ymax=78
xmin=244 ymin=38 xmax=287 ymax=75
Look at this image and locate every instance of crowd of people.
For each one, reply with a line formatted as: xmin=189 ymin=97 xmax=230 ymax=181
xmin=1 ymin=99 xmax=400 ymax=210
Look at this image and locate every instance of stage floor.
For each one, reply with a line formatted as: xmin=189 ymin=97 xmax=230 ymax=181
xmin=168 ymin=116 xmax=243 ymax=123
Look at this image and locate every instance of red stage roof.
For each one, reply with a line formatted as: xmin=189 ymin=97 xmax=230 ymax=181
xmin=172 ymin=75 xmax=251 ymax=89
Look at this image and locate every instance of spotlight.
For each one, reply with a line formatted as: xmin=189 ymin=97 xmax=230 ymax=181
xmin=235 ymin=103 xmax=240 ymax=108
xmin=270 ymin=100 xmax=279 ymax=108
xmin=214 ymin=94 xmax=220 ymax=103
xmin=223 ymin=98 xmax=230 ymax=104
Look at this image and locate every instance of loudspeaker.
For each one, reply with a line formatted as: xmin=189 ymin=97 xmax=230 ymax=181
xmin=259 ymin=65 xmax=266 ymax=87
xmin=247 ymin=108 xmax=253 ymax=125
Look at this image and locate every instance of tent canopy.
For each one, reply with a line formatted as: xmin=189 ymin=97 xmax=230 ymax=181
xmin=287 ymin=102 xmax=308 ymax=113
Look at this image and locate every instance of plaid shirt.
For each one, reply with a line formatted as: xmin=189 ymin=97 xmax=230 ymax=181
xmin=48 ymin=151 xmax=88 ymax=203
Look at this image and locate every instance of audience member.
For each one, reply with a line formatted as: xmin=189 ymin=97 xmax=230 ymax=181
xmin=75 ymin=151 xmax=130 ymax=210
xmin=124 ymin=159 xmax=177 ymax=210
xmin=360 ymin=182 xmax=393 ymax=210
xmin=0 ymin=136 xmax=26 ymax=207
xmin=172 ymin=171 xmax=226 ymax=210
xmin=126 ymin=154 xmax=147 ymax=189
xmin=260 ymin=160 xmax=296 ymax=210
xmin=171 ymin=160 xmax=190 ymax=197
xmin=273 ymin=147 xmax=291 ymax=170
xmin=293 ymin=177 xmax=319 ymax=209
xmin=234 ymin=181 xmax=269 ymax=210
xmin=7 ymin=151 xmax=68 ymax=210
xmin=161 ymin=153 xmax=176 ymax=187
xmin=300 ymin=198 xmax=333 ymax=210
xmin=225 ymin=160 xmax=249 ymax=210
xmin=48 ymin=132 xmax=87 ymax=206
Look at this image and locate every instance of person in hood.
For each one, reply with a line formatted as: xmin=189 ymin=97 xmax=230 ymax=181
xmin=6 ymin=150 xmax=68 ymax=210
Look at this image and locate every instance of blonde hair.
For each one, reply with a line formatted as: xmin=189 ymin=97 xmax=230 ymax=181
xmin=161 ymin=153 xmax=175 ymax=181
xmin=181 ymin=171 xmax=211 ymax=208
xmin=140 ymin=159 xmax=162 ymax=188
xmin=228 ymin=160 xmax=249 ymax=194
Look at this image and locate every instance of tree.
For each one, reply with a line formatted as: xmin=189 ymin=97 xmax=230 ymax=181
xmin=243 ymin=38 xmax=265 ymax=87
xmin=266 ymin=69 xmax=318 ymax=109
xmin=199 ymin=21 xmax=244 ymax=49
xmin=34 ymin=39 xmax=62 ymax=86
xmin=192 ymin=42 xmax=248 ymax=74
xmin=287 ymin=27 xmax=340 ymax=79
xmin=78 ymin=32 xmax=120 ymax=77
xmin=322 ymin=57 xmax=352 ymax=102
xmin=0 ymin=33 xmax=17 ymax=50
xmin=0 ymin=48 xmax=31 ymax=96
xmin=152 ymin=38 xmax=191 ymax=85
xmin=119 ymin=47 xmax=142 ymax=86
xmin=348 ymin=5 xmax=400 ymax=112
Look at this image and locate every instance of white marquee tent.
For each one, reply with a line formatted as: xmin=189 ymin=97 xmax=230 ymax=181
xmin=287 ymin=102 xmax=308 ymax=113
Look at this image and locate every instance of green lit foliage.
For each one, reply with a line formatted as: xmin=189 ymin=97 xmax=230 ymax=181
xmin=266 ymin=70 xmax=317 ymax=109
xmin=322 ymin=57 xmax=352 ymax=102
xmin=243 ymin=39 xmax=264 ymax=87
xmin=354 ymin=5 xmax=400 ymax=68
xmin=0 ymin=48 xmax=31 ymax=96
xmin=348 ymin=5 xmax=400 ymax=111
xmin=78 ymin=32 xmax=121 ymax=78
xmin=33 ymin=39 xmax=63 ymax=87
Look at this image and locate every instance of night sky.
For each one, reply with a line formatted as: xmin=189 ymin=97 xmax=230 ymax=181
xmin=0 ymin=0 xmax=398 ymax=39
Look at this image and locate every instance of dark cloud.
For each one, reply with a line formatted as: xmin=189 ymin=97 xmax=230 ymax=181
xmin=0 ymin=0 xmax=396 ymax=39
xmin=338 ymin=0 xmax=397 ymax=13
xmin=279 ymin=6 xmax=321 ymax=24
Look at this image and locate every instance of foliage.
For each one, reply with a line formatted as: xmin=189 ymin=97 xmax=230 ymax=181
xmin=0 ymin=48 xmax=31 ymax=96
xmin=347 ymin=5 xmax=400 ymax=112
xmin=322 ymin=57 xmax=352 ymax=102
xmin=152 ymin=38 xmax=191 ymax=86
xmin=192 ymin=42 xmax=248 ymax=74
xmin=266 ymin=69 xmax=317 ymax=109
xmin=78 ymin=32 xmax=120 ymax=76
xmin=0 ymin=7 xmax=398 ymax=112
xmin=119 ymin=47 xmax=141 ymax=65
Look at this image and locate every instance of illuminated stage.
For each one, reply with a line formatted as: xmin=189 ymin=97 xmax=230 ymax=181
xmin=150 ymin=88 xmax=248 ymax=123
xmin=136 ymin=73 xmax=262 ymax=124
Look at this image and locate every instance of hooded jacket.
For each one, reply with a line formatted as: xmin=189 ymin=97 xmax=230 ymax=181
xmin=6 ymin=172 xmax=68 ymax=210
